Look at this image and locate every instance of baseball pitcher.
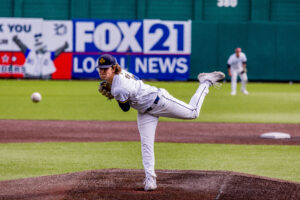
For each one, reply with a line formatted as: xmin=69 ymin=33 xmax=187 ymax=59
xmin=97 ymin=54 xmax=225 ymax=191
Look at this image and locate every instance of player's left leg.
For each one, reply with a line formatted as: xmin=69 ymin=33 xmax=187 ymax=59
xmin=146 ymin=83 xmax=208 ymax=119
xmin=137 ymin=112 xmax=158 ymax=191
xmin=148 ymin=72 xmax=224 ymax=119
xmin=240 ymin=72 xmax=249 ymax=95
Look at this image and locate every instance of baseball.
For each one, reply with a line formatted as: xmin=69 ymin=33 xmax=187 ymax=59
xmin=31 ymin=92 xmax=42 ymax=103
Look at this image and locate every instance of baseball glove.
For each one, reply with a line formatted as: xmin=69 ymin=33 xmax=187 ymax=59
xmin=241 ymin=69 xmax=247 ymax=74
xmin=98 ymin=81 xmax=114 ymax=100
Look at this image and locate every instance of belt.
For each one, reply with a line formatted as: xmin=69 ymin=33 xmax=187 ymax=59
xmin=146 ymin=96 xmax=160 ymax=112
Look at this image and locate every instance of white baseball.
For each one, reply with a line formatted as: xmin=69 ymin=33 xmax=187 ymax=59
xmin=31 ymin=92 xmax=42 ymax=103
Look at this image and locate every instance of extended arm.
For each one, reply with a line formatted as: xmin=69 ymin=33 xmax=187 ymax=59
xmin=12 ymin=35 xmax=28 ymax=54
xmin=54 ymin=41 xmax=69 ymax=59
xmin=227 ymin=64 xmax=231 ymax=76
xmin=241 ymin=53 xmax=247 ymax=73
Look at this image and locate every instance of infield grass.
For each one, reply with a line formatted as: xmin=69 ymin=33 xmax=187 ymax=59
xmin=0 ymin=79 xmax=300 ymax=123
xmin=0 ymin=142 xmax=299 ymax=182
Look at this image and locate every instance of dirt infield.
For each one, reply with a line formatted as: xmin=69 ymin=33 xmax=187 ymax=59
xmin=0 ymin=169 xmax=299 ymax=200
xmin=0 ymin=120 xmax=300 ymax=145
xmin=1 ymin=119 xmax=300 ymax=199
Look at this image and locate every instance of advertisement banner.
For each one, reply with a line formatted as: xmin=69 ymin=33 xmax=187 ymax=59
xmin=0 ymin=18 xmax=42 ymax=78
xmin=72 ymin=19 xmax=191 ymax=80
xmin=129 ymin=54 xmax=189 ymax=81
xmin=0 ymin=18 xmax=73 ymax=79
xmin=43 ymin=20 xmax=73 ymax=80
xmin=1 ymin=18 xmax=191 ymax=80
xmin=72 ymin=53 xmax=129 ymax=79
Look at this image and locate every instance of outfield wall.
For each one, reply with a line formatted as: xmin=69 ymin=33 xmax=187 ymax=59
xmin=0 ymin=0 xmax=300 ymax=81
xmin=191 ymin=21 xmax=300 ymax=81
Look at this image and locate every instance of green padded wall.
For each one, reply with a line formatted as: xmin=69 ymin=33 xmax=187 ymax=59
xmin=271 ymin=0 xmax=300 ymax=22
xmin=190 ymin=22 xmax=219 ymax=77
xmin=89 ymin=0 xmax=137 ymax=20
xmin=275 ymin=23 xmax=300 ymax=80
xmin=145 ymin=0 xmax=194 ymax=20
xmin=203 ymin=0 xmax=250 ymax=21
xmin=70 ymin=0 xmax=89 ymax=19
xmin=251 ymin=0 xmax=270 ymax=21
xmin=1 ymin=0 xmax=300 ymax=81
xmin=0 ymin=0 xmax=13 ymax=17
xmin=190 ymin=21 xmax=300 ymax=81
xmin=23 ymin=0 xmax=69 ymax=19
xmin=4 ymin=0 xmax=300 ymax=22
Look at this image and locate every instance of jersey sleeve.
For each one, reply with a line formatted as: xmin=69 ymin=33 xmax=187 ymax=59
xmin=50 ymin=52 xmax=55 ymax=60
xmin=118 ymin=101 xmax=130 ymax=112
xmin=25 ymin=49 xmax=31 ymax=57
xmin=242 ymin=53 xmax=247 ymax=62
xmin=113 ymin=87 xmax=129 ymax=103
xmin=227 ymin=55 xmax=232 ymax=65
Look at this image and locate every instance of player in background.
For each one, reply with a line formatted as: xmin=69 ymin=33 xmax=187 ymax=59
xmin=12 ymin=34 xmax=69 ymax=79
xmin=97 ymin=54 xmax=225 ymax=191
xmin=227 ymin=47 xmax=249 ymax=95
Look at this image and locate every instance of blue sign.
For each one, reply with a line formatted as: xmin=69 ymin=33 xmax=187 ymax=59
xmin=130 ymin=54 xmax=189 ymax=81
xmin=72 ymin=19 xmax=191 ymax=80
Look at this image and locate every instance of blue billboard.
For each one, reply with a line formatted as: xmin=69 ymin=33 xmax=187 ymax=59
xmin=72 ymin=19 xmax=191 ymax=80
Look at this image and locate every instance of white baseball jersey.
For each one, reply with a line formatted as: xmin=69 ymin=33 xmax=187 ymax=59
xmin=24 ymin=50 xmax=56 ymax=76
xmin=227 ymin=52 xmax=247 ymax=71
xmin=111 ymin=70 xmax=159 ymax=112
xmin=109 ymin=69 xmax=212 ymax=179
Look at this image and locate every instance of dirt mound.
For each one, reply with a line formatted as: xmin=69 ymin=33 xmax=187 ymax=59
xmin=0 ymin=169 xmax=299 ymax=200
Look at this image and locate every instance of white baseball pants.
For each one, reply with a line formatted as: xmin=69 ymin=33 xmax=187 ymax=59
xmin=137 ymin=83 xmax=209 ymax=178
xmin=230 ymin=69 xmax=248 ymax=93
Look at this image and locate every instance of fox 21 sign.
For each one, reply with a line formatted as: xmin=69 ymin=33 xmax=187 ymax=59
xmin=73 ymin=19 xmax=191 ymax=80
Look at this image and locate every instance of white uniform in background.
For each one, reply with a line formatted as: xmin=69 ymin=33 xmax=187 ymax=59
xmin=227 ymin=52 xmax=248 ymax=95
xmin=111 ymin=70 xmax=210 ymax=179
xmin=24 ymin=50 xmax=56 ymax=77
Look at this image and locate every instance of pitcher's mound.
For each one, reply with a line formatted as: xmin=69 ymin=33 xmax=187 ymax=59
xmin=0 ymin=169 xmax=299 ymax=200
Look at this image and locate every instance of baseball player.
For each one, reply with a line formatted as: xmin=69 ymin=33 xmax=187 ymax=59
xmin=12 ymin=34 xmax=68 ymax=78
xmin=97 ymin=54 xmax=225 ymax=191
xmin=227 ymin=47 xmax=249 ymax=95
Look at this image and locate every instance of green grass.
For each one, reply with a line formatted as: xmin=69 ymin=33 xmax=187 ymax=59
xmin=0 ymin=80 xmax=300 ymax=123
xmin=1 ymin=80 xmax=300 ymax=182
xmin=0 ymin=142 xmax=299 ymax=182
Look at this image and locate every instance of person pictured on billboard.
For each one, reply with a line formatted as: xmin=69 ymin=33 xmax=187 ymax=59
xmin=12 ymin=34 xmax=69 ymax=79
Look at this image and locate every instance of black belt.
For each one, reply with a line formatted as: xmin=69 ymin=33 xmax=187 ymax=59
xmin=146 ymin=96 xmax=160 ymax=112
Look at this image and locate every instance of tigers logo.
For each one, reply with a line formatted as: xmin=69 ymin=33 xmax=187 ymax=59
xmin=54 ymin=24 xmax=67 ymax=36
xmin=99 ymin=58 xmax=105 ymax=64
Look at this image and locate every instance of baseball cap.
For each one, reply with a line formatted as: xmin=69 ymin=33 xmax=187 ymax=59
xmin=96 ymin=54 xmax=117 ymax=69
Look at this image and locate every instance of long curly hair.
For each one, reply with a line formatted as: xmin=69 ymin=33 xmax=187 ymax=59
xmin=112 ymin=64 xmax=122 ymax=74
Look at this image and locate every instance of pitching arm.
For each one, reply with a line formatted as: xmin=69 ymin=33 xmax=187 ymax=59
xmin=12 ymin=35 xmax=28 ymax=54
xmin=54 ymin=41 xmax=69 ymax=59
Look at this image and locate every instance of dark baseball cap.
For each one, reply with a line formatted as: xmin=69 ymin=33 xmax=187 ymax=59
xmin=96 ymin=54 xmax=117 ymax=69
